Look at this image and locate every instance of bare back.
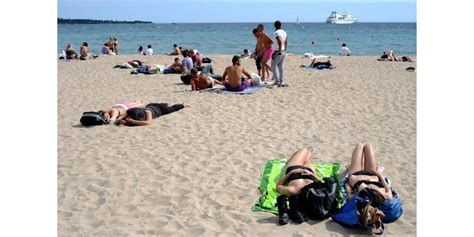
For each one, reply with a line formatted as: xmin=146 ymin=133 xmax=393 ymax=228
xmin=224 ymin=65 xmax=243 ymax=88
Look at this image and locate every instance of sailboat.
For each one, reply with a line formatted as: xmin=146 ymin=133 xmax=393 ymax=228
xmin=296 ymin=17 xmax=300 ymax=24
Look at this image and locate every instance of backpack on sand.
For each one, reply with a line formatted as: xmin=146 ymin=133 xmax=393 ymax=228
xmin=80 ymin=111 xmax=109 ymax=126
xmin=298 ymin=177 xmax=338 ymax=220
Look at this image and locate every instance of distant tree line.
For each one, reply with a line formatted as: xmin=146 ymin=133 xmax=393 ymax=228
xmin=58 ymin=18 xmax=152 ymax=24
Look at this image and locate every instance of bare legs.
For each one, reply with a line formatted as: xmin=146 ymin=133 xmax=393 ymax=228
xmin=261 ymin=57 xmax=273 ymax=82
xmin=286 ymin=148 xmax=316 ymax=174
xmin=348 ymin=143 xmax=378 ymax=174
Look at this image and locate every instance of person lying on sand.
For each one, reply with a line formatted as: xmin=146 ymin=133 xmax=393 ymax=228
xmin=222 ymin=56 xmax=258 ymax=92
xmin=275 ymin=147 xmax=323 ymax=224
xmin=162 ymin=58 xmax=183 ymax=74
xmin=300 ymin=59 xmax=334 ymax=69
xmin=190 ymin=68 xmax=222 ymax=91
xmin=114 ymin=60 xmax=144 ymax=69
xmin=100 ymin=101 xmax=146 ymax=124
xmin=344 ymin=143 xmax=392 ymax=200
xmin=131 ymin=64 xmax=159 ymax=74
xmin=118 ymin=103 xmax=189 ymax=126
xmin=379 ymin=50 xmax=415 ymax=62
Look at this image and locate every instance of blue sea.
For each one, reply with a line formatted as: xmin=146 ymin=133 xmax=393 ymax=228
xmin=58 ymin=22 xmax=416 ymax=56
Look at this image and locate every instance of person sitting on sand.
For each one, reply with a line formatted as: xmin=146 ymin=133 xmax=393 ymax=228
xmin=188 ymin=49 xmax=203 ymax=69
xmin=300 ymin=59 xmax=334 ymax=69
xmin=145 ymin=45 xmax=154 ymax=55
xmin=101 ymin=43 xmax=115 ymax=55
xmin=180 ymin=50 xmax=194 ymax=84
xmin=339 ymin=43 xmax=351 ymax=56
xmin=222 ymin=56 xmax=257 ymax=92
xmin=100 ymin=101 xmax=146 ymax=124
xmin=162 ymin=58 xmax=183 ymax=74
xmin=276 ymin=147 xmax=322 ymax=224
xmin=168 ymin=44 xmax=181 ymax=55
xmin=345 ymin=143 xmax=392 ymax=200
xmin=119 ymin=103 xmax=189 ymax=126
xmin=80 ymin=42 xmax=89 ymax=60
xmin=190 ymin=68 xmax=223 ymax=91
xmin=65 ymin=43 xmax=78 ymax=60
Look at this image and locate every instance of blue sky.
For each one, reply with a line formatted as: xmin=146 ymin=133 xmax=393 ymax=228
xmin=58 ymin=0 xmax=416 ymax=23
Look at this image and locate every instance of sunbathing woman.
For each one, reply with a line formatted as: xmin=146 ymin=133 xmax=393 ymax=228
xmin=345 ymin=143 xmax=392 ymax=200
xmin=275 ymin=148 xmax=322 ymax=224
xmin=119 ymin=103 xmax=189 ymax=126
xmin=101 ymin=101 xmax=146 ymax=124
xmin=300 ymin=59 xmax=334 ymax=69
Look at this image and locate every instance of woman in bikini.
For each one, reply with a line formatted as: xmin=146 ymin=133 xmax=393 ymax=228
xmin=276 ymin=148 xmax=321 ymax=224
xmin=101 ymin=101 xmax=146 ymax=124
xmin=345 ymin=143 xmax=392 ymax=200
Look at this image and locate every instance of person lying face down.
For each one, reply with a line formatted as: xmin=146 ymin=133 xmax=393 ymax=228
xmin=119 ymin=103 xmax=189 ymax=126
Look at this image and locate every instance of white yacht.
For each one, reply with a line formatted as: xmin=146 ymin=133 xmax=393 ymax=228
xmin=326 ymin=11 xmax=357 ymax=24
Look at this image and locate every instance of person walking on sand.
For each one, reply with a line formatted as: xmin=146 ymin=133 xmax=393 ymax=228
xmin=271 ymin=20 xmax=288 ymax=87
xmin=252 ymin=28 xmax=265 ymax=79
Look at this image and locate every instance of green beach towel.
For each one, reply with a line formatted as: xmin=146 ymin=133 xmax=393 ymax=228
xmin=251 ymin=159 xmax=342 ymax=214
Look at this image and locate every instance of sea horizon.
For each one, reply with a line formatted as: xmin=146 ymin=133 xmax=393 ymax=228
xmin=58 ymin=22 xmax=416 ymax=56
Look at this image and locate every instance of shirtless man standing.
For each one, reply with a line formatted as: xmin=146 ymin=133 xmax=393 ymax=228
xmin=222 ymin=56 xmax=255 ymax=92
xmin=253 ymin=24 xmax=274 ymax=82
xmin=190 ymin=68 xmax=222 ymax=91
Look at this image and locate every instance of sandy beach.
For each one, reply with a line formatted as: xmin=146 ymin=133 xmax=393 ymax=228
xmin=58 ymin=54 xmax=416 ymax=236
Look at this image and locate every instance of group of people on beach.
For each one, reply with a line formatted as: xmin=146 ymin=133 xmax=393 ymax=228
xmin=62 ymin=42 xmax=98 ymax=60
xmin=101 ymin=37 xmax=120 ymax=55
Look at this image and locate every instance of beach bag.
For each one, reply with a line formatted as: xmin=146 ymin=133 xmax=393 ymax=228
xmin=202 ymin=57 xmax=212 ymax=63
xmin=80 ymin=111 xmax=109 ymax=126
xmin=379 ymin=197 xmax=403 ymax=223
xmin=332 ymin=188 xmax=386 ymax=235
xmin=298 ymin=177 xmax=338 ymax=220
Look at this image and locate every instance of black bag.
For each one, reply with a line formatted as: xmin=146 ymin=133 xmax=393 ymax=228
xmin=298 ymin=177 xmax=338 ymax=220
xmin=80 ymin=111 xmax=109 ymax=126
xmin=202 ymin=57 xmax=212 ymax=63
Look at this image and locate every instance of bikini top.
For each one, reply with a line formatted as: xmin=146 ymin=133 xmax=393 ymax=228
xmin=350 ymin=170 xmax=384 ymax=190
xmin=286 ymin=173 xmax=317 ymax=184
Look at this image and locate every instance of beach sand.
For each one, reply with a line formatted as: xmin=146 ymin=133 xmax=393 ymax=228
xmin=58 ymin=55 xmax=416 ymax=236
